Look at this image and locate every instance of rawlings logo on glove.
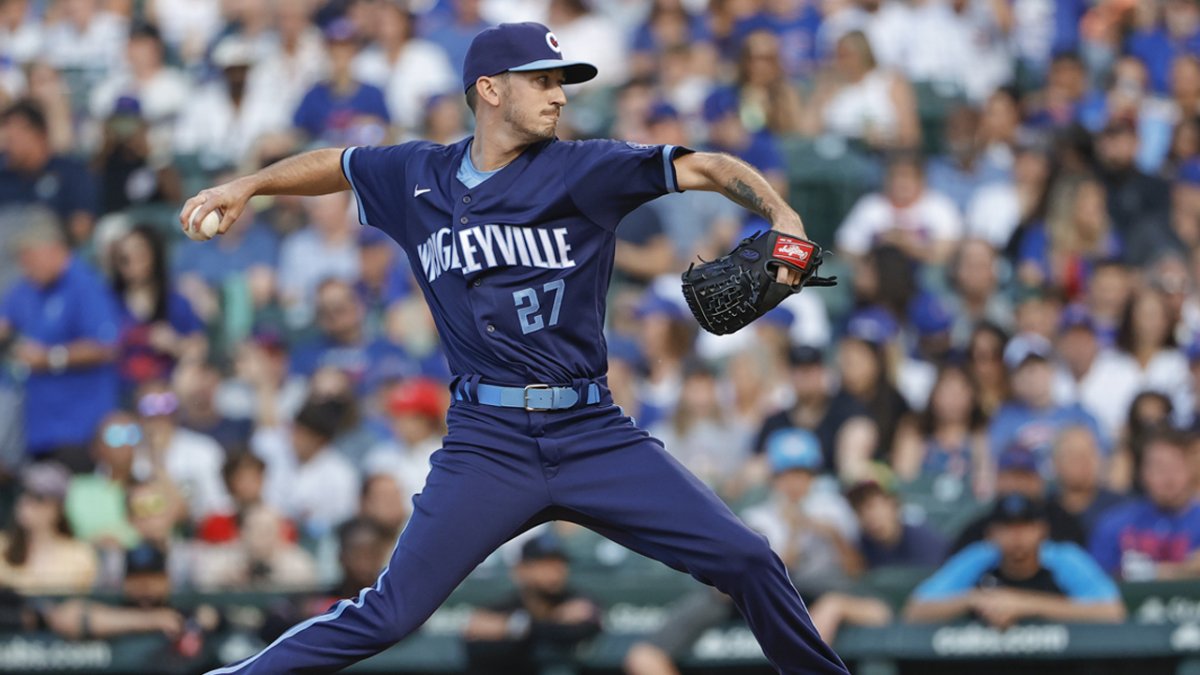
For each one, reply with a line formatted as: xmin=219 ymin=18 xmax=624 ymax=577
xmin=681 ymin=230 xmax=837 ymax=336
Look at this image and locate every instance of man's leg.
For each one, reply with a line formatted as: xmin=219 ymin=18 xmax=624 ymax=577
xmin=207 ymin=428 xmax=548 ymax=674
xmin=547 ymin=410 xmax=849 ymax=675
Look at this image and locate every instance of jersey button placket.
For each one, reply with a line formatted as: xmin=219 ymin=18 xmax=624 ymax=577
xmin=485 ymin=324 xmax=495 ymax=334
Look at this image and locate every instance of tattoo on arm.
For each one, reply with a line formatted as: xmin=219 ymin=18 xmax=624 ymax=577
xmin=723 ymin=177 xmax=773 ymax=220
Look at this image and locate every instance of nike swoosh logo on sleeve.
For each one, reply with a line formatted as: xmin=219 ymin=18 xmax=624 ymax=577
xmin=414 ymin=186 xmax=432 ymax=197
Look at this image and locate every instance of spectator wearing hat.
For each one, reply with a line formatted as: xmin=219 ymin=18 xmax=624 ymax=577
xmin=904 ymin=493 xmax=1125 ymax=628
xmin=951 ymin=445 xmax=1086 ymax=554
xmin=135 ymin=380 xmax=232 ymax=523
xmin=0 ymin=208 xmax=119 ymax=466
xmin=363 ymin=377 xmax=449 ymax=495
xmin=173 ymin=35 xmax=291 ymax=169
xmin=254 ymin=397 xmax=361 ymax=539
xmin=835 ymin=308 xmax=914 ymax=463
xmin=0 ymin=463 xmax=97 ymax=594
xmin=463 ymin=533 xmax=602 ymax=675
xmin=0 ymin=100 xmax=98 ymax=244
xmin=986 ymin=332 xmax=1106 ymax=477
xmin=93 ymin=95 xmax=182 ymax=216
xmin=836 ymin=152 xmax=963 ymax=266
xmin=742 ymin=428 xmax=863 ymax=596
xmin=1051 ymin=303 xmax=1140 ymax=440
xmin=754 ymin=345 xmax=877 ymax=482
xmin=352 ymin=2 xmax=456 ymax=134
xmin=1090 ymin=430 xmax=1200 ymax=580
xmin=1051 ymin=425 xmax=1126 ymax=539
xmin=293 ymin=18 xmax=390 ymax=146
xmin=651 ymin=360 xmax=754 ymax=500
xmin=893 ymin=363 xmax=993 ymax=500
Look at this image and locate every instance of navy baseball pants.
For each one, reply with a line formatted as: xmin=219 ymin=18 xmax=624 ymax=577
xmin=208 ymin=397 xmax=848 ymax=674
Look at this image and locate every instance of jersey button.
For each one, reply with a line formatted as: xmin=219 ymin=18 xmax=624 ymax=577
xmin=485 ymin=324 xmax=495 ymax=333
xmin=460 ymin=216 xmax=469 ymax=224
xmin=473 ymin=279 xmax=482 ymax=287
xmin=462 ymin=196 xmax=471 ymax=204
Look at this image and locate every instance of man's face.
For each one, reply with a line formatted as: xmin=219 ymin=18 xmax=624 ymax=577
xmin=123 ymin=572 xmax=171 ymax=608
xmin=340 ymin=530 xmax=391 ymax=589
xmin=18 ymin=241 xmax=67 ymax=287
xmin=361 ymin=475 xmax=409 ymax=533
xmin=856 ymin=493 xmax=899 ymax=543
xmin=954 ymin=240 xmax=996 ymax=298
xmin=1057 ymin=327 xmax=1098 ymax=375
xmin=316 ymin=283 xmax=363 ymax=343
xmin=1011 ymin=359 xmax=1053 ymax=406
xmin=791 ymin=363 xmax=826 ymax=400
xmin=1143 ymin=442 xmax=1194 ymax=512
xmin=515 ymin=557 xmax=569 ymax=597
xmin=885 ymin=163 xmax=923 ymax=207
xmin=773 ymin=468 xmax=815 ymax=503
xmin=991 ymin=520 xmax=1047 ymax=567
xmin=497 ymin=70 xmax=567 ymax=143
xmin=995 ymin=469 xmax=1044 ymax=498
xmin=1053 ymin=428 xmax=1100 ymax=490
xmin=1 ymin=115 xmax=47 ymax=168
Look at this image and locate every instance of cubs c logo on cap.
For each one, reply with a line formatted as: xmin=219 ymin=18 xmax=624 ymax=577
xmin=545 ymin=31 xmax=561 ymax=53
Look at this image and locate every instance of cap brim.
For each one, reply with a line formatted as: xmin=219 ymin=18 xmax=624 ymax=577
xmin=508 ymin=59 xmax=598 ymax=84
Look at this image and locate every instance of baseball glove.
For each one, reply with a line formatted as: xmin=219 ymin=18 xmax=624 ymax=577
xmin=681 ymin=229 xmax=837 ymax=335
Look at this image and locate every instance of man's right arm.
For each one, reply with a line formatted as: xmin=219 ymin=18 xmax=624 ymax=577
xmin=180 ymin=148 xmax=350 ymax=237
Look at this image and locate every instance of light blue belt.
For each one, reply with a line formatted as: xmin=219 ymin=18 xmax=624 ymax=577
xmin=472 ymin=382 xmax=601 ymax=411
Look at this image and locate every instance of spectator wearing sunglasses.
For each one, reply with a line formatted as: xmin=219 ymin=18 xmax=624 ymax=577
xmin=135 ymin=381 xmax=232 ymax=524
xmin=66 ymin=412 xmax=143 ymax=551
xmin=0 ymin=462 xmax=97 ymax=594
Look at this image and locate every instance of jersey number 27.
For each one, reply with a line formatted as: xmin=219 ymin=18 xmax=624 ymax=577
xmin=512 ymin=279 xmax=565 ymax=335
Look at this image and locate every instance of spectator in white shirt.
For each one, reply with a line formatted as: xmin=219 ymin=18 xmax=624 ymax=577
xmin=1053 ymin=304 xmax=1141 ymax=441
xmin=89 ymin=22 xmax=189 ymax=158
xmin=173 ymin=36 xmax=291 ymax=170
xmin=836 ymin=152 xmax=964 ymax=265
xmin=547 ymin=0 xmax=629 ymax=89
xmin=242 ymin=0 xmax=327 ymax=132
xmin=352 ymin=3 xmax=457 ymax=134
xmin=1116 ymin=285 xmax=1190 ymax=416
xmin=41 ymin=0 xmax=127 ymax=73
xmin=254 ymin=398 xmax=361 ymax=540
xmin=135 ymin=382 xmax=233 ymax=523
xmin=0 ymin=0 xmax=42 ymax=65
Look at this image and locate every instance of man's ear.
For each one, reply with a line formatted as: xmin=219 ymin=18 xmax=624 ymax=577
xmin=477 ymin=75 xmax=504 ymax=108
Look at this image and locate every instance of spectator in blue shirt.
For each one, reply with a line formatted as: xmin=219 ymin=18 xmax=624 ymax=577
xmin=419 ymin=0 xmax=490 ymax=81
xmin=293 ymin=19 xmax=390 ymax=147
xmin=846 ymin=478 xmax=947 ymax=569
xmin=1127 ymin=0 xmax=1200 ymax=95
xmin=703 ymin=86 xmax=787 ymax=237
xmin=904 ymin=493 xmax=1125 ymax=628
xmin=1090 ymin=430 xmax=1200 ymax=580
xmin=0 ymin=100 xmax=98 ymax=246
xmin=109 ymin=224 xmax=206 ymax=397
xmin=0 ymin=208 xmax=119 ymax=469
xmin=987 ymin=332 xmax=1106 ymax=477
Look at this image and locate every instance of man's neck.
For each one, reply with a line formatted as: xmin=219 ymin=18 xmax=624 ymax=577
xmin=471 ymin=128 xmax=531 ymax=172
xmin=998 ymin=555 xmax=1041 ymax=581
xmin=1058 ymin=483 xmax=1096 ymax=514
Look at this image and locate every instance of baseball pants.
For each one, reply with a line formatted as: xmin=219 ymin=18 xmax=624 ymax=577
xmin=207 ymin=397 xmax=849 ymax=674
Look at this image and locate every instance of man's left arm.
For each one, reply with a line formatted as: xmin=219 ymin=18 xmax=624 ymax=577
xmin=674 ymin=152 xmax=808 ymax=283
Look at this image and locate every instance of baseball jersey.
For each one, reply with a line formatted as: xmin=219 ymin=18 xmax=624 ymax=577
xmin=341 ymin=137 xmax=689 ymax=384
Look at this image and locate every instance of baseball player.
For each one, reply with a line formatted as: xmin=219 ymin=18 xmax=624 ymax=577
xmin=190 ymin=22 xmax=848 ymax=675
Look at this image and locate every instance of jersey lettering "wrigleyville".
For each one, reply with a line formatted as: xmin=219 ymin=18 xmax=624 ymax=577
xmin=416 ymin=224 xmax=576 ymax=283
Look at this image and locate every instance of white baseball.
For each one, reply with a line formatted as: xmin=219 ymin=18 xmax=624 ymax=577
xmin=185 ymin=207 xmax=223 ymax=241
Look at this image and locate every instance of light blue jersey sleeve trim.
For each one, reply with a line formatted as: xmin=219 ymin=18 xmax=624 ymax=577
xmin=663 ymin=144 xmax=680 ymax=193
xmin=1043 ymin=541 xmax=1120 ymax=602
xmin=341 ymin=147 xmax=369 ymax=227
xmin=912 ymin=542 xmax=1001 ymax=601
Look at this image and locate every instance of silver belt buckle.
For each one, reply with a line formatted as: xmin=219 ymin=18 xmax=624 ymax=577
xmin=523 ymin=384 xmax=552 ymax=411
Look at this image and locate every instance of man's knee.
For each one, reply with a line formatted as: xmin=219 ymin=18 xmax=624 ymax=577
xmin=624 ymin=642 xmax=679 ymax=675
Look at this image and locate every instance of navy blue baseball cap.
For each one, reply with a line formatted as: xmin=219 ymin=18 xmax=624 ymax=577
xmin=461 ymin=22 xmax=598 ymax=93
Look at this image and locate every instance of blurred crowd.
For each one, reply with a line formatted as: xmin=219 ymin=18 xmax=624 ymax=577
xmin=4 ymin=0 xmax=1200 ymax=668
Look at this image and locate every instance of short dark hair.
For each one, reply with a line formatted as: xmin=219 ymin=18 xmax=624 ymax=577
xmin=0 ymin=99 xmax=48 ymax=136
xmin=337 ymin=516 xmax=392 ymax=549
xmin=465 ymin=85 xmax=478 ymax=114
